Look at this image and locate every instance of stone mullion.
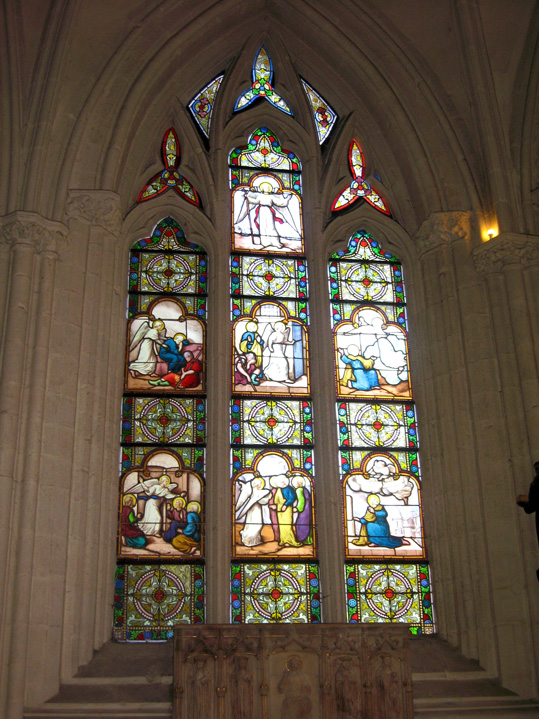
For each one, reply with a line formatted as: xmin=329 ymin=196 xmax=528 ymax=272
xmin=417 ymin=246 xmax=463 ymax=647
xmin=309 ymin=237 xmax=346 ymax=623
xmin=205 ymin=238 xmax=231 ymax=624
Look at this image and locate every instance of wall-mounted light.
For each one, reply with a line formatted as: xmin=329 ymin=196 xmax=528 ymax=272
xmin=487 ymin=229 xmax=496 ymax=240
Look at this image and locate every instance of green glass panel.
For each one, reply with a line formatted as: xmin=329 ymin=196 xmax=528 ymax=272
xmin=122 ymin=397 xmax=206 ymax=445
xmin=231 ymin=563 xmax=320 ymax=623
xmin=231 ymin=399 xmax=313 ymax=446
xmin=113 ymin=564 xmax=204 ymax=641
xmin=345 ymin=563 xmax=434 ymax=634
xmin=337 ymin=401 xmax=418 ymax=450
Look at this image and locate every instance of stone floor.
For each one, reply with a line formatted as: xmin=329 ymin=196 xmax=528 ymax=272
xmin=24 ymin=636 xmax=539 ymax=718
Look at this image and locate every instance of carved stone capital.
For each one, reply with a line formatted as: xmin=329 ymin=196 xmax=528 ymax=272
xmin=415 ymin=211 xmax=474 ymax=257
xmin=66 ymin=190 xmax=122 ymax=234
xmin=472 ymin=232 xmax=539 ymax=274
xmin=0 ymin=211 xmax=68 ymax=257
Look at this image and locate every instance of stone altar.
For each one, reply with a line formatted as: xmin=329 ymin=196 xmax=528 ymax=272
xmin=173 ymin=624 xmax=413 ymax=719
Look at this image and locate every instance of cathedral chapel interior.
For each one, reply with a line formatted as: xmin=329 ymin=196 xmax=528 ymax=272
xmin=1 ymin=1 xmax=539 ymax=717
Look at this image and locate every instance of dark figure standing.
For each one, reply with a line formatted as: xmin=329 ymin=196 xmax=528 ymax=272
xmin=517 ymin=461 xmax=539 ymax=581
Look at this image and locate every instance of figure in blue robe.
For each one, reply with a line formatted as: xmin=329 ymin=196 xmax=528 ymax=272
xmin=355 ymin=494 xmax=408 ymax=549
xmin=339 ymin=345 xmax=380 ymax=391
xmin=159 ymin=334 xmax=189 ymax=373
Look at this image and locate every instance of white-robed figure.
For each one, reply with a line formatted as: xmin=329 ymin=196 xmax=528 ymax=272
xmin=236 ymin=476 xmax=271 ymax=547
xmin=344 ymin=310 xmax=408 ymax=386
xmin=128 ymin=319 xmax=165 ymax=377
xmin=130 ymin=474 xmax=178 ymax=537
xmin=234 ymin=175 xmax=301 ymax=250
xmin=262 ymin=321 xmax=294 ymax=382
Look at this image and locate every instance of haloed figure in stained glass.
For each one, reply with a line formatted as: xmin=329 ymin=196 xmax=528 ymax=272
xmin=335 ymin=307 xmax=410 ymax=399
xmin=343 ymin=453 xmax=424 ymax=560
xmin=119 ymin=451 xmax=203 ymax=560
xmin=233 ymin=174 xmax=302 ymax=253
xmin=233 ymin=452 xmax=314 ymax=558
xmin=233 ymin=303 xmax=309 ymax=396
xmin=126 ymin=300 xmax=204 ymax=392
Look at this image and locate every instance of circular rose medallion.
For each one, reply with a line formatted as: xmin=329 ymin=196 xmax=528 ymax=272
xmin=132 ymin=568 xmax=186 ymax=622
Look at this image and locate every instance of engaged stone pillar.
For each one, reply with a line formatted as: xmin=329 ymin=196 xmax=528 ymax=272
xmin=413 ymin=213 xmax=537 ymax=697
xmin=415 ymin=211 xmax=495 ymax=661
xmin=472 ymin=233 xmax=539 ymax=696
xmin=0 ymin=212 xmax=68 ymax=719
xmin=57 ymin=191 xmax=123 ymax=681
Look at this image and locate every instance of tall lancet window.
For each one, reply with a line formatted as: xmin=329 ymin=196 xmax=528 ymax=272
xmin=329 ymin=232 xmax=435 ymax=634
xmin=113 ymin=217 xmax=207 ymax=640
xmin=229 ymin=128 xmax=320 ymax=624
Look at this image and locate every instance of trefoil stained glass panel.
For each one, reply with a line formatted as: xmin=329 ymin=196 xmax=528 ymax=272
xmin=234 ymin=47 xmax=293 ymax=116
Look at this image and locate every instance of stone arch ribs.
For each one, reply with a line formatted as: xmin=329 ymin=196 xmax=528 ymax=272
xmin=26 ymin=0 xmax=482 ymax=232
xmin=514 ymin=4 xmax=539 ymax=235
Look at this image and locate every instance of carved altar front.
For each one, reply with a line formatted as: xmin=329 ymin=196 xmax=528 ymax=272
xmin=173 ymin=624 xmax=413 ymax=719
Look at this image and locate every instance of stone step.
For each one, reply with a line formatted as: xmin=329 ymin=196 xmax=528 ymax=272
xmin=24 ymin=703 xmax=171 ymax=719
xmin=47 ymin=676 xmax=172 ymax=704
xmin=414 ymin=696 xmax=539 ymax=717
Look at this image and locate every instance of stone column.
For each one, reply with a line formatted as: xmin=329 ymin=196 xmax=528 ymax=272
xmin=307 ymin=225 xmax=347 ymax=623
xmin=56 ymin=191 xmax=123 ymax=681
xmin=414 ymin=213 xmax=538 ymax=697
xmin=472 ymin=233 xmax=539 ymax=694
xmin=0 ymin=212 xmax=68 ymax=719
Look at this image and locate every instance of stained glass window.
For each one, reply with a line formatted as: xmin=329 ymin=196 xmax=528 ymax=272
xmin=188 ymin=75 xmax=224 ymax=138
xmin=300 ymin=79 xmax=337 ymax=144
xmin=345 ymin=564 xmax=434 ymax=634
xmin=234 ymin=47 xmax=293 ymax=116
xmin=329 ymin=231 xmax=434 ymax=633
xmin=231 ymin=563 xmax=320 ymax=623
xmin=137 ymin=128 xmax=200 ymax=206
xmin=115 ymin=218 xmax=207 ymax=639
xmin=332 ymin=140 xmax=390 ymax=215
xmin=113 ymin=564 xmax=204 ymax=641
xmin=230 ymin=129 xmax=319 ymax=618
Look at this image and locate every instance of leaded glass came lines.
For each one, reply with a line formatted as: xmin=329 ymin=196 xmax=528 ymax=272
xmin=330 ymin=232 xmax=434 ymax=632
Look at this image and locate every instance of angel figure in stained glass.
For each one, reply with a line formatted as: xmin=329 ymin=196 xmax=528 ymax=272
xmin=236 ymin=477 xmax=272 ymax=547
xmin=130 ymin=474 xmax=178 ymax=537
xmin=263 ymin=321 xmax=295 ymax=382
xmin=233 ymin=175 xmax=301 ymax=252
xmin=128 ymin=319 xmax=165 ymax=378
